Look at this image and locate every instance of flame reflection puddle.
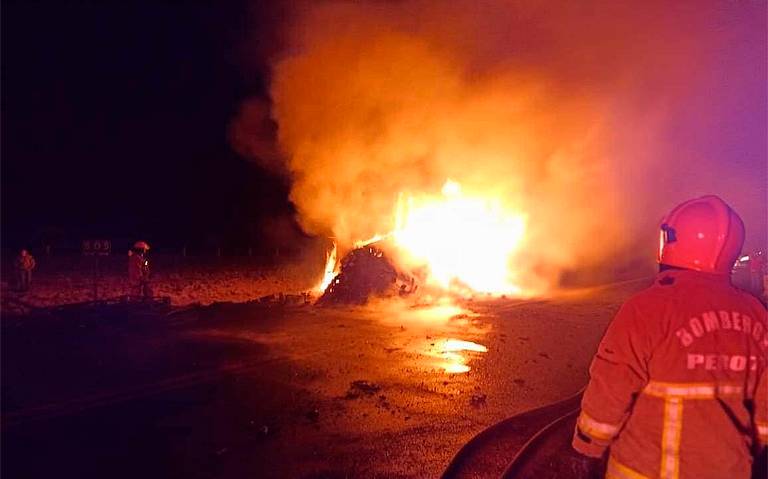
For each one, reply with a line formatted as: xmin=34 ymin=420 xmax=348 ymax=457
xmin=427 ymin=337 xmax=488 ymax=374
xmin=380 ymin=303 xmax=489 ymax=374
xmin=443 ymin=339 xmax=488 ymax=353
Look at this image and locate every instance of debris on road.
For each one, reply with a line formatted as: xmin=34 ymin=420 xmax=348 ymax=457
xmin=470 ymin=393 xmax=487 ymax=407
xmin=344 ymin=380 xmax=382 ymax=399
xmin=257 ymin=292 xmax=312 ymax=305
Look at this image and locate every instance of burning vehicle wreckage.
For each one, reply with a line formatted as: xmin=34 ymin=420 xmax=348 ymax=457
xmin=316 ymin=242 xmax=418 ymax=306
xmin=251 ymin=241 xmax=418 ymax=307
xmin=260 ymin=177 xmax=532 ymax=307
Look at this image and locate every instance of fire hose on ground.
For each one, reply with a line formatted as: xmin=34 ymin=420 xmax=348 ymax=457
xmin=441 ymin=387 xmax=767 ymax=479
xmin=441 ymin=388 xmax=585 ymax=479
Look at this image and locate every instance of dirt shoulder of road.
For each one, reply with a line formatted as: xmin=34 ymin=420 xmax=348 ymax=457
xmin=1 ymin=255 xmax=320 ymax=314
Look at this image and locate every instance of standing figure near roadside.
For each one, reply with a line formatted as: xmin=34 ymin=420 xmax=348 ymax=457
xmin=14 ymin=249 xmax=36 ymax=292
xmin=128 ymin=241 xmax=152 ymax=300
xmin=572 ymin=195 xmax=767 ymax=479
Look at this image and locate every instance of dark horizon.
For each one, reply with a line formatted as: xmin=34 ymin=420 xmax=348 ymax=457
xmin=1 ymin=1 xmax=292 ymax=252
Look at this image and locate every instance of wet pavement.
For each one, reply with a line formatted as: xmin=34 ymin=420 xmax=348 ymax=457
xmin=1 ymin=280 xmax=647 ymax=478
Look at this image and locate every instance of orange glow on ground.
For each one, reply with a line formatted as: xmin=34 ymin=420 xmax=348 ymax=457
xmin=408 ymin=304 xmax=466 ymax=322
xmin=442 ymin=339 xmax=488 ymax=353
xmin=428 ymin=337 xmax=488 ymax=374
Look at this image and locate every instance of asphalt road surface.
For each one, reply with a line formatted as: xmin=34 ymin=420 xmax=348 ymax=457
xmin=2 ymin=280 xmax=647 ymax=478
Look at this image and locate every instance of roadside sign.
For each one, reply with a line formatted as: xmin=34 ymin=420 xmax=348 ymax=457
xmin=82 ymin=239 xmax=111 ymax=256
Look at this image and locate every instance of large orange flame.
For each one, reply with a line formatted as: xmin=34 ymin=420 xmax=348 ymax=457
xmin=316 ymin=242 xmax=338 ymax=292
xmin=315 ymin=180 xmax=527 ymax=296
xmin=392 ymin=179 xmax=526 ymax=294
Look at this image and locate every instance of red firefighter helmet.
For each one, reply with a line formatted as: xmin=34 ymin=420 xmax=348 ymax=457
xmin=657 ymin=195 xmax=744 ymax=274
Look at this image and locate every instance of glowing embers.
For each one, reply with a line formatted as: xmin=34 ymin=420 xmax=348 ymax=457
xmin=393 ymin=179 xmax=526 ymax=294
xmin=425 ymin=337 xmax=488 ymax=374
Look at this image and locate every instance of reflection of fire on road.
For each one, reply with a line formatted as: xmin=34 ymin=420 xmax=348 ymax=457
xmin=374 ymin=303 xmax=488 ymax=374
xmin=426 ymin=338 xmax=488 ymax=374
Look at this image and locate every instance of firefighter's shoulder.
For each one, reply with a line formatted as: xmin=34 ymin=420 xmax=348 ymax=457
xmin=616 ymin=279 xmax=679 ymax=315
xmin=731 ymin=286 xmax=767 ymax=314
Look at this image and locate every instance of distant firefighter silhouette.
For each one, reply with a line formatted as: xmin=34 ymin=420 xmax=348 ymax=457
xmin=128 ymin=241 xmax=153 ymax=300
xmin=14 ymin=249 xmax=36 ymax=292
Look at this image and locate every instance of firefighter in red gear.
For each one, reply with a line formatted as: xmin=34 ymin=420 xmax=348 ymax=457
xmin=572 ymin=195 xmax=767 ymax=479
xmin=15 ymin=249 xmax=36 ymax=292
xmin=128 ymin=241 xmax=152 ymax=299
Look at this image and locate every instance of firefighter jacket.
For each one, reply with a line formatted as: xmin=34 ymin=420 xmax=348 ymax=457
xmin=15 ymin=254 xmax=35 ymax=271
xmin=572 ymin=269 xmax=768 ymax=479
xmin=128 ymin=253 xmax=149 ymax=283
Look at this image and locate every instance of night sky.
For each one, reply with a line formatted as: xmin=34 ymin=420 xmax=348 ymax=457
xmin=2 ymin=1 xmax=289 ymax=251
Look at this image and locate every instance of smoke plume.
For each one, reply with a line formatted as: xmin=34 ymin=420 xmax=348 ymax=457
xmin=233 ymin=0 xmax=767 ymax=287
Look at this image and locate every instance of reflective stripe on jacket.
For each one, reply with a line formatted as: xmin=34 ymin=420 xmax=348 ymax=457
xmin=572 ymin=270 xmax=768 ymax=479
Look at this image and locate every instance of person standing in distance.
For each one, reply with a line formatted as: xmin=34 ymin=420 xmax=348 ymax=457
xmin=14 ymin=249 xmax=36 ymax=292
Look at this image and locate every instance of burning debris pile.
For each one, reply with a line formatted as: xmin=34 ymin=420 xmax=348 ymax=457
xmin=317 ymin=245 xmax=416 ymax=305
